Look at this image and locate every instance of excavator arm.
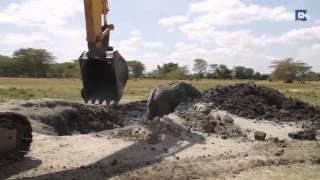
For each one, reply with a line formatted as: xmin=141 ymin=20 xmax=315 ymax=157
xmin=0 ymin=0 xmax=129 ymax=163
xmin=79 ymin=0 xmax=128 ymax=104
xmin=84 ymin=0 xmax=112 ymax=57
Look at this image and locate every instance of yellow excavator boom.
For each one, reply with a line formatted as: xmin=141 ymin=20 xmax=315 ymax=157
xmin=80 ymin=0 xmax=128 ymax=104
xmin=0 ymin=0 xmax=128 ymax=163
xmin=83 ymin=0 xmax=112 ymax=57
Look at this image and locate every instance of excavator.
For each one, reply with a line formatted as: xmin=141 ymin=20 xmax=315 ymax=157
xmin=80 ymin=0 xmax=128 ymax=104
xmin=0 ymin=0 xmax=128 ymax=162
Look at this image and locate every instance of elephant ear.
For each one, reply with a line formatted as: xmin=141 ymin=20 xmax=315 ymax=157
xmin=147 ymin=87 xmax=157 ymax=107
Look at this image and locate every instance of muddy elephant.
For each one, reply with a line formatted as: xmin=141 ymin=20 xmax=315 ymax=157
xmin=146 ymin=82 xmax=202 ymax=120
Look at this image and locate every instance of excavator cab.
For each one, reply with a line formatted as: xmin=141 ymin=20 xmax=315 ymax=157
xmin=80 ymin=0 xmax=128 ymax=104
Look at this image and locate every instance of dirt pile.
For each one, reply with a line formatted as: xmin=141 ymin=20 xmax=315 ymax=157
xmin=99 ymin=125 xmax=151 ymax=141
xmin=13 ymin=100 xmax=147 ymax=136
xmin=288 ymin=129 xmax=317 ymax=140
xmin=202 ymin=83 xmax=320 ymax=127
xmin=176 ymin=103 xmax=245 ymax=139
xmin=3 ymin=83 xmax=319 ymax=137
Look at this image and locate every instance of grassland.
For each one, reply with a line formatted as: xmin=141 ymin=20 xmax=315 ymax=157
xmin=0 ymin=77 xmax=319 ymax=106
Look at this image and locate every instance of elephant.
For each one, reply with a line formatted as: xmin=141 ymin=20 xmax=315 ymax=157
xmin=146 ymin=82 xmax=202 ymax=120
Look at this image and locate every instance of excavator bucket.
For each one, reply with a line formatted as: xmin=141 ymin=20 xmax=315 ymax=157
xmin=79 ymin=50 xmax=128 ymax=104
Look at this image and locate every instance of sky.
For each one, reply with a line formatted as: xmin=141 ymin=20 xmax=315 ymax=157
xmin=0 ymin=0 xmax=319 ymax=73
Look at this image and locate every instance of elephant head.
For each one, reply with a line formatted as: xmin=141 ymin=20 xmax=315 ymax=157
xmin=178 ymin=82 xmax=202 ymax=98
xmin=146 ymin=82 xmax=201 ymax=120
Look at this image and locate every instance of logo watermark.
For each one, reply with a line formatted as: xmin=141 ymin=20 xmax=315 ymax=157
xmin=295 ymin=10 xmax=307 ymax=21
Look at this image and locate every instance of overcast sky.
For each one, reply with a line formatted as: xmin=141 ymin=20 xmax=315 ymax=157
xmin=0 ymin=0 xmax=319 ymax=73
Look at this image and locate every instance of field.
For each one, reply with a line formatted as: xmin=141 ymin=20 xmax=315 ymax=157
xmin=0 ymin=77 xmax=319 ymax=105
xmin=0 ymin=77 xmax=320 ymax=180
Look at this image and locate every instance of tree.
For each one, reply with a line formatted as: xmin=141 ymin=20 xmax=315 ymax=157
xmin=233 ymin=66 xmax=246 ymax=79
xmin=208 ymin=64 xmax=232 ymax=79
xmin=13 ymin=48 xmax=55 ymax=78
xmin=157 ymin=63 xmax=178 ymax=78
xmin=127 ymin=60 xmax=145 ymax=78
xmin=153 ymin=63 xmax=187 ymax=79
xmin=158 ymin=63 xmax=179 ymax=75
xmin=47 ymin=63 xmax=65 ymax=78
xmin=47 ymin=61 xmax=80 ymax=78
xmin=165 ymin=66 xmax=188 ymax=80
xmin=207 ymin=64 xmax=218 ymax=79
xmin=305 ymin=71 xmax=320 ymax=81
xmin=244 ymin=68 xmax=254 ymax=79
xmin=260 ymin=74 xmax=270 ymax=80
xmin=0 ymin=49 xmax=85 ymax=78
xmin=193 ymin=59 xmax=208 ymax=78
xmin=270 ymin=58 xmax=311 ymax=83
xmin=253 ymin=72 xmax=261 ymax=80
xmin=213 ymin=64 xmax=232 ymax=79
xmin=233 ymin=66 xmax=255 ymax=79
xmin=208 ymin=64 xmax=218 ymax=73
xmin=0 ymin=55 xmax=18 ymax=77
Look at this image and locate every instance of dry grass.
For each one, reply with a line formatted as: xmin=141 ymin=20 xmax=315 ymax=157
xmin=0 ymin=78 xmax=319 ymax=105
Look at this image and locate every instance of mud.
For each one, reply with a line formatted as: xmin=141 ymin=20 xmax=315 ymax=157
xmin=16 ymin=82 xmax=317 ymax=138
xmin=3 ymin=83 xmax=319 ymax=138
xmin=174 ymin=83 xmax=320 ymax=140
xmin=288 ymin=129 xmax=317 ymax=140
xmin=1 ymin=83 xmax=320 ymax=180
xmin=2 ymin=100 xmax=146 ymax=136
xmin=202 ymin=83 xmax=320 ymax=128
xmin=176 ymin=103 xmax=245 ymax=139
xmin=98 ymin=125 xmax=151 ymax=141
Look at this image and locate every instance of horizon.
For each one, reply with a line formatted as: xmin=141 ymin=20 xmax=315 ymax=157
xmin=0 ymin=0 xmax=319 ymax=73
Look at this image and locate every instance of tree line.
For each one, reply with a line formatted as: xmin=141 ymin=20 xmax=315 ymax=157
xmin=0 ymin=48 xmax=80 ymax=78
xmin=144 ymin=60 xmax=269 ymax=80
xmin=118 ymin=57 xmax=320 ymax=82
xmin=0 ymin=48 xmax=319 ymax=83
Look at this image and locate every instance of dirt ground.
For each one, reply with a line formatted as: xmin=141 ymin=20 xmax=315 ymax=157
xmin=0 ymin=98 xmax=319 ymax=180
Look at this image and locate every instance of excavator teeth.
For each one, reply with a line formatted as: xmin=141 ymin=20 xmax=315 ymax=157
xmin=83 ymin=98 xmax=111 ymax=105
xmin=98 ymin=100 xmax=103 ymax=105
xmin=83 ymin=98 xmax=120 ymax=105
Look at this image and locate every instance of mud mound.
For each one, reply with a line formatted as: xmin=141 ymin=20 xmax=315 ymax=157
xmin=20 ymin=100 xmax=80 ymax=109
xmin=10 ymin=100 xmax=147 ymax=136
xmin=100 ymin=125 xmax=151 ymax=141
xmin=38 ymin=105 xmax=122 ymax=135
xmin=202 ymin=83 xmax=320 ymax=127
xmin=176 ymin=103 xmax=245 ymax=139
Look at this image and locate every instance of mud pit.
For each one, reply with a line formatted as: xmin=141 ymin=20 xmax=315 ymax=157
xmin=0 ymin=83 xmax=319 ymax=180
xmin=0 ymin=100 xmax=146 ymax=136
